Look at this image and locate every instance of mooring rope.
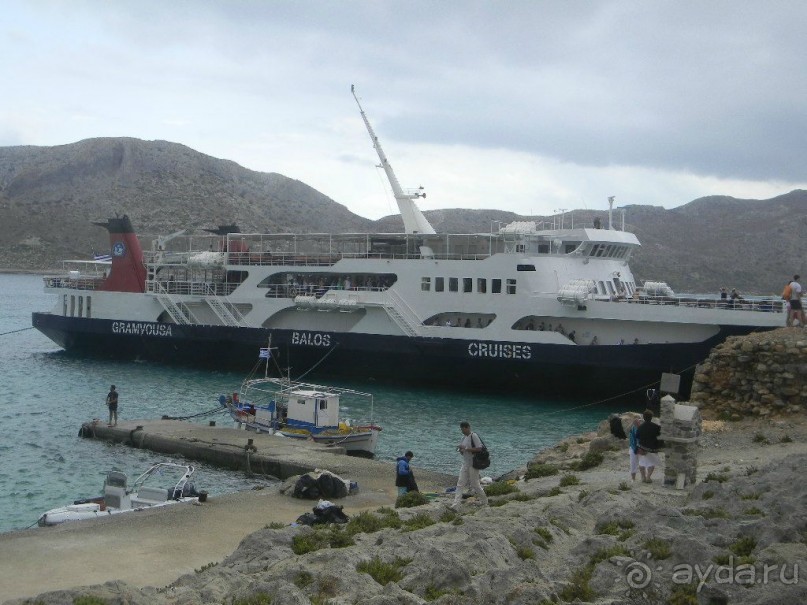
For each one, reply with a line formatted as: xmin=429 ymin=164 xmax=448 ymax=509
xmin=0 ymin=326 xmax=34 ymax=337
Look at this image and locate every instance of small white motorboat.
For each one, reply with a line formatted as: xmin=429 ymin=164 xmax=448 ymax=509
xmin=38 ymin=462 xmax=201 ymax=527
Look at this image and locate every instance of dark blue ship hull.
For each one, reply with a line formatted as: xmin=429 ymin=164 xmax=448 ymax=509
xmin=31 ymin=312 xmax=761 ymax=400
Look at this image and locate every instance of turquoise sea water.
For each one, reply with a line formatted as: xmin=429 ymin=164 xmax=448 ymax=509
xmin=0 ymin=273 xmax=630 ymax=534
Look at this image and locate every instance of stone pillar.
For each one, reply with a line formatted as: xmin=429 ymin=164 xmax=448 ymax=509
xmin=659 ymin=395 xmax=702 ymax=488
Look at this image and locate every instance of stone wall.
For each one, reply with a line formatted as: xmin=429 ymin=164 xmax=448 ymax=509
xmin=690 ymin=328 xmax=807 ymax=419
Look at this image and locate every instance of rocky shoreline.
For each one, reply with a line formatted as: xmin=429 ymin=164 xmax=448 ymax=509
xmin=8 ymin=413 xmax=807 ymax=605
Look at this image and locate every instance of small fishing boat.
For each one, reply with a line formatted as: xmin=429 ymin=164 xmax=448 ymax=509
xmin=220 ymin=346 xmax=381 ymax=455
xmin=37 ymin=462 xmax=201 ymax=527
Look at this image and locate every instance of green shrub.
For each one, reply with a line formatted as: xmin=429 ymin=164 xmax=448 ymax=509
xmin=618 ymin=481 xmax=630 ymax=491
xmin=743 ymin=507 xmax=764 ymax=516
xmin=752 ymin=432 xmax=769 ymax=444
xmin=559 ymin=474 xmax=580 ymax=487
xmin=73 ymin=598 xmax=110 ymax=605
xmin=403 ymin=512 xmax=436 ymax=531
xmin=682 ymin=507 xmax=730 ymax=519
xmin=424 ymin=585 xmax=462 ymax=601
xmin=781 ymin=434 xmax=793 ymax=443
xmin=730 ymin=536 xmax=757 ymax=558
xmin=230 ymin=595 xmax=273 ymax=605
xmin=577 ymin=489 xmax=588 ymax=502
xmin=291 ymin=530 xmax=330 ymax=555
xmin=356 ymin=556 xmax=411 ymax=586
xmin=558 ymin=567 xmax=595 ymax=602
xmin=516 ymin=546 xmax=535 ymax=560
xmin=573 ymin=452 xmax=604 ymax=471
xmin=667 ymin=583 xmax=698 ymax=605
xmin=644 ymin=538 xmax=671 ymax=560
xmin=396 ymin=490 xmax=429 ymax=508
xmin=702 ymin=490 xmax=714 ymax=500
xmin=703 ymin=472 xmax=729 ymax=483
xmin=327 ymin=527 xmax=355 ymax=548
xmin=346 ymin=510 xmax=387 ymax=534
xmin=546 ymin=486 xmax=562 ymax=497
xmin=534 ymin=527 xmax=553 ymax=543
xmin=294 ymin=571 xmax=314 ymax=588
xmin=740 ymin=492 xmax=761 ymax=500
xmin=264 ymin=521 xmax=285 ymax=529
xmin=525 ymin=463 xmax=559 ymax=479
xmin=484 ymin=481 xmax=518 ymax=496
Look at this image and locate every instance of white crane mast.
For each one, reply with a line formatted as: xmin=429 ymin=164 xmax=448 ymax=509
xmin=351 ymin=85 xmax=435 ymax=235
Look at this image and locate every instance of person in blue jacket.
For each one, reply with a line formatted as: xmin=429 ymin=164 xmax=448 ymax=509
xmin=395 ymin=451 xmax=418 ymax=495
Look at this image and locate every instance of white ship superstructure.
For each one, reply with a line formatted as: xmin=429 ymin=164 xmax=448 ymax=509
xmin=32 ymin=89 xmax=785 ymax=398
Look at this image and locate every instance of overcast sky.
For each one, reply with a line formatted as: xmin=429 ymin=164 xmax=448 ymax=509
xmin=2 ymin=1 xmax=805 ymax=220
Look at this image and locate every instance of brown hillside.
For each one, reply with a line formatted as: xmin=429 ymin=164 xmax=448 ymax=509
xmin=1 ymin=137 xmax=804 ymax=294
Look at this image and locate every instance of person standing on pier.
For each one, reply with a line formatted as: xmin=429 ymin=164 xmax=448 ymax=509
xmin=106 ymin=385 xmax=119 ymax=427
xmin=450 ymin=421 xmax=488 ymax=508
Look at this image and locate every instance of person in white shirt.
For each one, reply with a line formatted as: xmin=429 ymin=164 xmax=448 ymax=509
xmin=789 ymin=275 xmax=805 ymax=327
xmin=450 ymin=421 xmax=488 ymax=508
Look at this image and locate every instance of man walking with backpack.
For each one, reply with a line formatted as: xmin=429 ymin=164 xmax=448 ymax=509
xmin=450 ymin=421 xmax=488 ymax=509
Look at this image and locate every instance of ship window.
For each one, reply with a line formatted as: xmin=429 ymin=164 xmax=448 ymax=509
xmin=318 ymin=400 xmax=327 ymax=410
xmin=516 ymin=264 xmax=536 ymax=271
xmin=78 ymin=296 xmax=84 ymax=317
xmin=463 ymin=277 xmax=472 ymax=293
xmin=564 ymin=243 xmax=577 ymax=254
xmin=516 ymin=243 xmax=526 ymax=253
xmin=70 ymin=295 xmax=76 ymax=317
xmin=596 ymin=246 xmax=605 ymax=257
xmin=435 ymin=277 xmax=444 ymax=292
xmin=606 ymin=281 xmax=616 ymax=295
xmin=598 ymin=281 xmax=606 ymax=295
xmin=63 ymin=294 xmax=68 ymax=316
xmin=492 ymin=279 xmax=502 ymax=294
xmin=506 ymin=279 xmax=516 ymax=294
xmin=477 ymin=278 xmax=487 ymax=293
xmin=449 ymin=277 xmax=458 ymax=292
xmin=421 ymin=277 xmax=431 ymax=291
xmin=538 ymin=243 xmax=550 ymax=254
xmin=589 ymin=244 xmax=599 ymax=257
xmin=86 ymin=296 xmax=92 ymax=318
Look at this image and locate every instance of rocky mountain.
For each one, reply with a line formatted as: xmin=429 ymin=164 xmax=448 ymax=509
xmin=1 ymin=137 xmax=804 ymax=294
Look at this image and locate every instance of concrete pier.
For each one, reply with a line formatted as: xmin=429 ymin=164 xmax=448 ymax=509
xmin=0 ymin=419 xmax=456 ymax=603
xmin=79 ymin=418 xmax=359 ymax=479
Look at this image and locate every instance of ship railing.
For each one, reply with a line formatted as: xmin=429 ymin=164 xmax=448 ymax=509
xmin=152 ymin=282 xmax=199 ymax=325
xmin=146 ymin=249 xmax=493 ymax=267
xmin=263 ymin=284 xmax=390 ymax=299
xmin=607 ymin=295 xmax=784 ymax=313
xmin=43 ymin=275 xmax=104 ymax=291
xmin=146 ymin=280 xmax=239 ymax=297
xmin=385 ymin=289 xmax=423 ymax=337
xmin=202 ymin=283 xmax=247 ymax=327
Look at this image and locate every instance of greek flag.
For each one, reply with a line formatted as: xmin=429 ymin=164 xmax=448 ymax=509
xmin=259 ymin=348 xmax=271 ymax=359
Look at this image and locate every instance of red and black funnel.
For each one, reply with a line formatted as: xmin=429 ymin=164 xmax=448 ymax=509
xmin=93 ymin=215 xmax=146 ymax=293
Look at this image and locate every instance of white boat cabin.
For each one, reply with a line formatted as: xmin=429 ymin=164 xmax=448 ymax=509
xmin=283 ymin=389 xmax=341 ymax=432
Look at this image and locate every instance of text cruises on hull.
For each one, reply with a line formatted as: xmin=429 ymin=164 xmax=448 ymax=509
xmin=31 ymin=87 xmax=785 ymax=399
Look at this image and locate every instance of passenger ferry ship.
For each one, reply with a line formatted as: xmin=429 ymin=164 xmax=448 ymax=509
xmin=31 ymin=88 xmax=785 ymax=398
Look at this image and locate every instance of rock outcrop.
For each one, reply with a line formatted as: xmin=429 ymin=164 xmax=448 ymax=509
xmin=13 ymin=417 xmax=807 ymax=605
xmin=691 ymin=328 xmax=807 ymax=419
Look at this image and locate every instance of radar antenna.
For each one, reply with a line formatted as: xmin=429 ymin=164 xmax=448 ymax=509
xmin=351 ymin=85 xmax=435 ymax=235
